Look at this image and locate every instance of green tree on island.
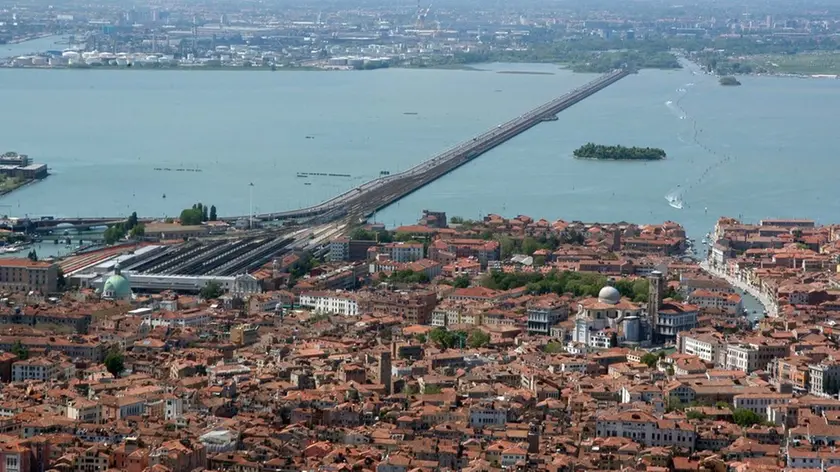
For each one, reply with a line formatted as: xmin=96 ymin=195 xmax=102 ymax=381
xmin=719 ymin=76 xmax=742 ymax=86
xmin=573 ymin=143 xmax=666 ymax=161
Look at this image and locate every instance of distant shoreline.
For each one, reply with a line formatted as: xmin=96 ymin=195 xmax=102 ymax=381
xmin=6 ymin=62 xmax=838 ymax=78
xmin=4 ymin=33 xmax=54 ymax=45
xmin=496 ymin=70 xmax=555 ymax=75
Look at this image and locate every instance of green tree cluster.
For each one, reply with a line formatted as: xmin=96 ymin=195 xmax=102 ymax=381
xmin=289 ymin=254 xmax=318 ymax=287
xmin=573 ymin=143 xmax=666 ymax=161
xmin=480 ymin=270 xmax=649 ymax=301
xmin=452 ymin=275 xmax=470 ymax=289
xmin=497 ymin=231 xmax=585 ymax=259
xmin=413 ymin=37 xmax=681 ymax=73
xmin=666 ymin=395 xmax=685 ymax=412
xmin=104 ymin=211 xmax=144 ymax=244
xmin=449 ymin=216 xmax=480 ymax=227
xmin=429 ymin=327 xmax=468 ymax=350
xmin=544 ymin=341 xmax=564 ymax=354
xmin=11 ymin=340 xmax=28 ymax=360
xmin=104 ymin=349 xmax=125 ymax=377
xmin=719 ymin=76 xmax=742 ymax=86
xmin=27 ymin=249 xmax=38 ymax=261
xmin=104 ymin=225 xmax=126 ymax=245
xmin=732 ymin=408 xmax=763 ymax=427
xmin=349 ymin=227 xmax=393 ymax=242
xmin=388 ymin=270 xmax=429 ymax=284
xmin=663 ymin=285 xmax=684 ymax=301
xmin=467 ymin=330 xmax=491 ymax=349
xmin=180 ymin=203 xmax=216 ymax=226
xmin=686 ymin=410 xmax=707 ymax=420
xmin=640 ymin=353 xmax=659 ymax=368
xmin=200 ymin=280 xmax=224 ymax=299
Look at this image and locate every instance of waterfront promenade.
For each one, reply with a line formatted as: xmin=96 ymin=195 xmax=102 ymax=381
xmin=699 ymin=259 xmax=778 ymax=317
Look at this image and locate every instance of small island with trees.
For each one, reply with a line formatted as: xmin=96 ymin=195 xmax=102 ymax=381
xmin=573 ymin=143 xmax=666 ymax=161
xmin=719 ymin=76 xmax=742 ymax=86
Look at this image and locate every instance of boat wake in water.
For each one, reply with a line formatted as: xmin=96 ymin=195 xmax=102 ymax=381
xmin=664 ymin=63 xmax=742 ymax=210
xmin=665 ymin=100 xmax=687 ymax=120
xmin=665 ymin=186 xmax=685 ymax=210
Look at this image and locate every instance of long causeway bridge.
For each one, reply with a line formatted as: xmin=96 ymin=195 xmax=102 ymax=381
xmin=244 ymin=68 xmax=631 ymax=224
xmin=22 ymin=68 xmax=630 ymax=231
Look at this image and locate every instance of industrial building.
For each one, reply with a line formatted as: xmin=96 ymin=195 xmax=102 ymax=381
xmin=0 ymin=151 xmax=48 ymax=180
xmin=67 ymin=236 xmax=293 ymax=295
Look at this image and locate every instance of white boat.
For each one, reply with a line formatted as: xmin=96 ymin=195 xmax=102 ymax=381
xmin=665 ymin=187 xmax=684 ymax=210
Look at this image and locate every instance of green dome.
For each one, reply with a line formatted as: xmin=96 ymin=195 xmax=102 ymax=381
xmin=103 ymin=273 xmax=131 ymax=300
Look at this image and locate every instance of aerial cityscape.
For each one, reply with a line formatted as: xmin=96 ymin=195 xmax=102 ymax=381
xmin=0 ymin=0 xmax=838 ymax=470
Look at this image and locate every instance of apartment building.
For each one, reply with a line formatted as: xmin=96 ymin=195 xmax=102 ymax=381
xmin=0 ymin=258 xmax=58 ymax=294
xmin=11 ymin=358 xmax=58 ymax=382
xmin=369 ymin=242 xmax=424 ymax=263
xmin=725 ymin=340 xmax=788 ymax=372
xmin=356 ymin=290 xmax=437 ymax=325
xmin=526 ymin=295 xmax=569 ymax=336
xmin=0 ymin=336 xmax=105 ymax=361
xmin=687 ymin=290 xmax=743 ymax=315
xmin=654 ymin=302 xmax=699 ymax=344
xmin=299 ymin=291 xmax=358 ymax=316
xmin=329 ymin=237 xmax=377 ymax=262
xmin=809 ymin=362 xmax=840 ymax=397
xmin=468 ymin=403 xmax=507 ymax=428
xmin=733 ymin=393 xmax=792 ymax=420
xmin=678 ymin=330 xmax=726 ymax=364
xmin=595 ymin=410 xmax=696 ymax=451
xmin=428 ymin=239 xmax=500 ymax=267
xmin=145 ymin=309 xmax=210 ymax=328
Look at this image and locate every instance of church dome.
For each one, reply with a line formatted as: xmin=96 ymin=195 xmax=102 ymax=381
xmin=598 ymin=286 xmax=621 ymax=305
xmin=102 ymin=266 xmax=131 ymax=300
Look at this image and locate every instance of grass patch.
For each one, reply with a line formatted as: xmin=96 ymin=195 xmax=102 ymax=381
xmin=0 ymin=176 xmax=25 ymax=194
xmin=745 ymin=52 xmax=840 ymax=75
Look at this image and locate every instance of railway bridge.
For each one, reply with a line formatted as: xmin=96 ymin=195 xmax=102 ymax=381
xmin=13 ymin=68 xmax=631 ymax=231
